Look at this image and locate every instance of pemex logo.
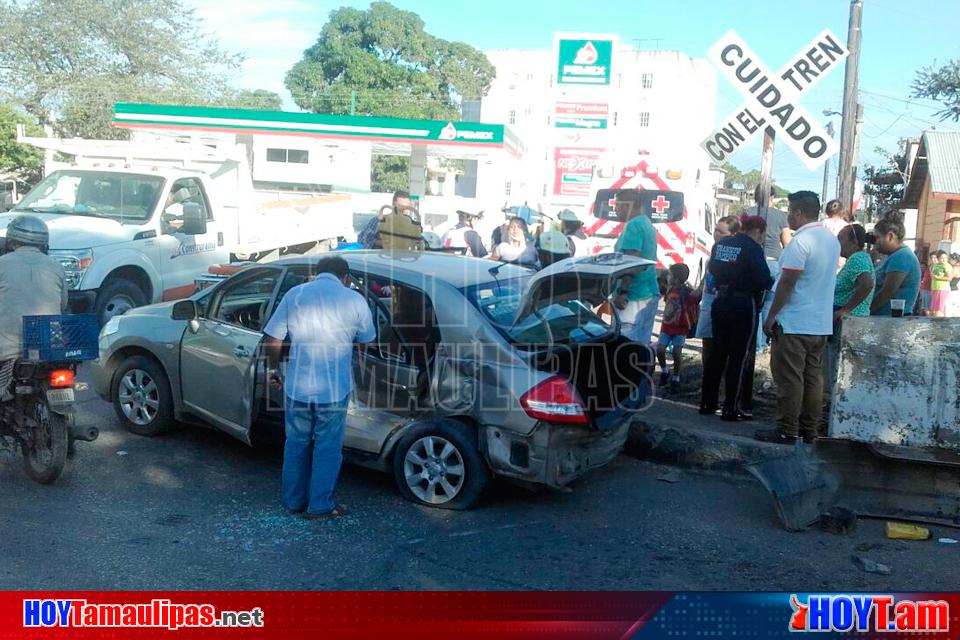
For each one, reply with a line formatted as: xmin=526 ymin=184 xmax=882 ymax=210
xmin=573 ymin=42 xmax=599 ymax=65
xmin=439 ymin=122 xmax=457 ymax=141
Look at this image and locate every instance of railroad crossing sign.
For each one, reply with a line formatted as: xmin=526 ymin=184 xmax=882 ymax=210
xmin=701 ymin=30 xmax=849 ymax=170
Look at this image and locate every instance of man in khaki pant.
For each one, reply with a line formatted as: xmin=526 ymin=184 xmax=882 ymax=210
xmin=758 ymin=191 xmax=840 ymax=445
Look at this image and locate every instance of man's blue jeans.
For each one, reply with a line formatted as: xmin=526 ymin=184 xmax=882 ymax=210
xmin=282 ymin=396 xmax=348 ymax=515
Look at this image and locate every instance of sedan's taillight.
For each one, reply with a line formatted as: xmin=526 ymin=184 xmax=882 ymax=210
xmin=520 ymin=376 xmax=588 ymax=425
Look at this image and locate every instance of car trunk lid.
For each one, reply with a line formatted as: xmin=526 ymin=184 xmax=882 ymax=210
xmin=514 ymin=252 xmax=656 ymax=325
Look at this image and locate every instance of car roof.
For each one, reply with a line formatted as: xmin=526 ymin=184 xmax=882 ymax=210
xmin=273 ymin=250 xmax=534 ymax=289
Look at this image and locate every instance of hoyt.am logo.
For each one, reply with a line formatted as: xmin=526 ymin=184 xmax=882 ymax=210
xmin=789 ymin=594 xmax=950 ymax=633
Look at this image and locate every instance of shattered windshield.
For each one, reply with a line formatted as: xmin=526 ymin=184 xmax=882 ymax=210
xmin=15 ymin=170 xmax=164 ymax=223
xmin=463 ymin=277 xmax=611 ymax=344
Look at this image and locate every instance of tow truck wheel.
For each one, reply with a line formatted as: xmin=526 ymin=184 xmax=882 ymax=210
xmin=95 ymin=278 xmax=147 ymax=326
xmin=392 ymin=420 xmax=489 ymax=510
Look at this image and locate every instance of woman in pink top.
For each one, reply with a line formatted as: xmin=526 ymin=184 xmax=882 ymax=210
xmin=822 ymin=199 xmax=849 ymax=236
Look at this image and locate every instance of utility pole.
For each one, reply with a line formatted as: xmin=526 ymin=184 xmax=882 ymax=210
xmin=822 ymin=122 xmax=835 ymax=205
xmin=837 ymin=0 xmax=863 ymax=214
xmin=758 ymin=127 xmax=776 ymax=213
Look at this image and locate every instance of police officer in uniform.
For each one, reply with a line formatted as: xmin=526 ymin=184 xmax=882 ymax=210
xmin=378 ymin=200 xmax=424 ymax=251
xmin=699 ymin=215 xmax=772 ymax=421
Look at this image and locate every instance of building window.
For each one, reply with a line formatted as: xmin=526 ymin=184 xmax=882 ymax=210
xmin=613 ymin=112 xmax=619 ymax=126
xmin=523 ymin=107 xmax=532 ymax=117
xmin=526 ymin=73 xmax=535 ymax=81
xmin=266 ymin=148 xmax=309 ymax=164
xmin=508 ymin=110 xmax=516 ymax=125
xmin=505 ymin=181 xmax=512 ymax=196
xmin=639 ymin=112 xmax=650 ymax=127
xmin=642 ymin=73 xmax=654 ymax=89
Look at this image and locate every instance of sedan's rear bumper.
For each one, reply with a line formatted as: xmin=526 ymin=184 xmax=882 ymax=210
xmin=483 ymin=417 xmax=632 ymax=489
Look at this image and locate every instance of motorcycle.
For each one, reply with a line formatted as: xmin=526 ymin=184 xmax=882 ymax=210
xmin=0 ymin=361 xmax=98 ymax=484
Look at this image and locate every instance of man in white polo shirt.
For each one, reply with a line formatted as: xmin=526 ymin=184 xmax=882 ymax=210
xmin=757 ymin=191 xmax=840 ymax=445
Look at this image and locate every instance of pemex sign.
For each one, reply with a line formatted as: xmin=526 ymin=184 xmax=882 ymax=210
xmin=556 ymin=37 xmax=614 ymax=85
xmin=701 ymin=30 xmax=848 ymax=170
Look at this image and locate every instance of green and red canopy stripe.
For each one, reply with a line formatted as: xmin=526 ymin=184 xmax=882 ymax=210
xmin=113 ymin=103 xmax=515 ymax=152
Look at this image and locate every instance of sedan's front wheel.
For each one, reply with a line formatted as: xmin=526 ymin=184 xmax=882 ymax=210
xmin=112 ymin=356 xmax=173 ymax=437
xmin=392 ymin=420 xmax=489 ymax=510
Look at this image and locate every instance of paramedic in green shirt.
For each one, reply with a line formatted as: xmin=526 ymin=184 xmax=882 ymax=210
xmin=612 ymin=196 xmax=660 ymax=345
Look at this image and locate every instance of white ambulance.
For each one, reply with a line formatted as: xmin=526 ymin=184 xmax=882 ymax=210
xmin=581 ymin=150 xmax=716 ymax=272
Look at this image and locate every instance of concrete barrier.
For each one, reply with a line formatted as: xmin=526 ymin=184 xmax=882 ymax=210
xmin=831 ymin=316 xmax=960 ymax=449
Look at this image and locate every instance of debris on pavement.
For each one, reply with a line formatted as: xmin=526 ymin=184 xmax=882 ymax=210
xmin=938 ymin=538 xmax=958 ymax=544
xmin=819 ymin=507 xmax=857 ymax=535
xmin=852 ymin=555 xmax=892 ymax=575
xmin=747 ymin=453 xmax=839 ymax=532
xmin=116 ymin=451 xmax=128 ymax=456
xmin=885 ymin=521 xmax=930 ymax=540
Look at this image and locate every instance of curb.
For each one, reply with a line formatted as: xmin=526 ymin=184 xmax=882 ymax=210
xmin=624 ymin=398 xmax=798 ymax=472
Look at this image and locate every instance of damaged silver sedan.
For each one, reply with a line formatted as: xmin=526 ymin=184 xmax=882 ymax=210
xmin=92 ymin=251 xmax=654 ymax=509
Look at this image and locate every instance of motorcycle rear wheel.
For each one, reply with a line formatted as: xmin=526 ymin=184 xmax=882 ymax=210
xmin=21 ymin=401 xmax=68 ymax=485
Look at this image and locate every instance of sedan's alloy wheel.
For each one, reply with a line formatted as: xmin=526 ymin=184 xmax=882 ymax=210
xmin=403 ymin=435 xmax=466 ymax=504
xmin=118 ymin=369 xmax=160 ymax=426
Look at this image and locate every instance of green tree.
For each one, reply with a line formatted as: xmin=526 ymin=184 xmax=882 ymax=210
xmin=863 ymin=142 xmax=907 ymax=219
xmin=0 ymin=0 xmax=246 ymax=138
xmin=286 ymin=2 xmax=496 ymax=191
xmin=230 ymin=90 xmax=285 ymax=111
xmin=0 ymin=104 xmax=43 ymax=189
xmin=912 ymin=59 xmax=960 ymax=121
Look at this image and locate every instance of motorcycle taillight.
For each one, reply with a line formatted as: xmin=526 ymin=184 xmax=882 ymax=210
xmin=49 ymin=369 xmax=75 ymax=388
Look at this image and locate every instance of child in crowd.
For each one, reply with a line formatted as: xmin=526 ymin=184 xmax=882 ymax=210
xmin=918 ymin=253 xmax=932 ymax=315
xmin=656 ymin=263 xmax=699 ymax=393
xmin=930 ymin=250 xmax=951 ymax=317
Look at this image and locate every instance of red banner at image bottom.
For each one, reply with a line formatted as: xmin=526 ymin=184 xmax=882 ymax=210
xmin=3 ymin=591 xmax=960 ymax=639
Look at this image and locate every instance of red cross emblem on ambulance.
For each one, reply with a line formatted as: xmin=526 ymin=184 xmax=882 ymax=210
xmin=651 ymin=195 xmax=670 ymax=214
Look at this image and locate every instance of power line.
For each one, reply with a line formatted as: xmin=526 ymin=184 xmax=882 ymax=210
xmin=860 ymin=89 xmax=941 ymax=111
xmin=862 ymin=112 xmax=907 ymax=139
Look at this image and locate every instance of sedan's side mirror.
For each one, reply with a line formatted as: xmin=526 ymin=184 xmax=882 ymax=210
xmin=171 ymin=300 xmax=199 ymax=321
xmin=179 ymin=202 xmax=207 ymax=235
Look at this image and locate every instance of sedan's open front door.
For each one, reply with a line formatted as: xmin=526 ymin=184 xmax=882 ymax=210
xmin=179 ymin=267 xmax=282 ymax=444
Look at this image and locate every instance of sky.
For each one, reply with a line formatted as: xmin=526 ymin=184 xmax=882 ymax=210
xmin=190 ymin=0 xmax=960 ymax=191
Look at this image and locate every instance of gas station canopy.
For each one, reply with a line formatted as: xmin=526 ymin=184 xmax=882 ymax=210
xmin=113 ymin=103 xmax=524 ymax=161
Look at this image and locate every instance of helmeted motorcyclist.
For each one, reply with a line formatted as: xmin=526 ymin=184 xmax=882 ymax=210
xmin=0 ymin=216 xmax=67 ymax=398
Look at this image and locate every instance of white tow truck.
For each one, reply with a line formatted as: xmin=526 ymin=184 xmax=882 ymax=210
xmin=0 ymin=132 xmax=354 ymax=325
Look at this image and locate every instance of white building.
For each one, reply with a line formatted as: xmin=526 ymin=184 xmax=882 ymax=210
xmin=476 ymin=41 xmax=717 ymax=211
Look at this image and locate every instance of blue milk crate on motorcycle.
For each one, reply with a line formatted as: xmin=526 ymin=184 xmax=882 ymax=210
xmin=22 ymin=314 xmax=99 ymax=362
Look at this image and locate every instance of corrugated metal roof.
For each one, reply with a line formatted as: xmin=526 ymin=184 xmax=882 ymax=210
xmin=924 ymin=130 xmax=960 ymax=196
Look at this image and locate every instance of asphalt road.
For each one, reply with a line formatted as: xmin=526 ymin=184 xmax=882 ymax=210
xmin=2 ymin=373 xmax=958 ymax=591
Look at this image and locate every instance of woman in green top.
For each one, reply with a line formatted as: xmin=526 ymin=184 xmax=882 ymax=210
xmin=833 ymin=224 xmax=875 ymax=321
xmin=824 ymin=223 xmax=876 ymax=423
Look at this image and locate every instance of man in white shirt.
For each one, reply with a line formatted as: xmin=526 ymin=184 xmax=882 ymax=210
xmin=264 ymin=256 xmax=375 ymax=519
xmin=757 ymin=191 xmax=840 ymax=445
